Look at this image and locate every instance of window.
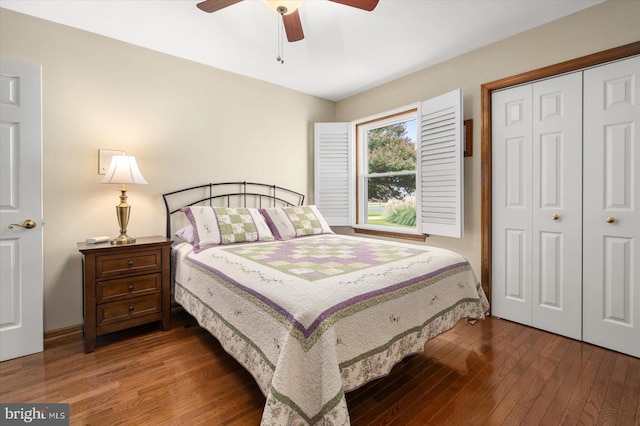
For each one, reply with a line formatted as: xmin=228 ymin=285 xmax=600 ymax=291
xmin=314 ymin=88 xmax=464 ymax=238
xmin=356 ymin=110 xmax=418 ymax=231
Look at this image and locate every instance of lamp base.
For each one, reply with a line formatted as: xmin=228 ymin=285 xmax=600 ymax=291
xmin=112 ymin=195 xmax=135 ymax=245
xmin=111 ymin=234 xmax=136 ymax=245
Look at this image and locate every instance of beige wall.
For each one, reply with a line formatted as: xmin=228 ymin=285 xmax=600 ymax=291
xmin=0 ymin=9 xmax=335 ymax=331
xmin=334 ymin=0 xmax=640 ymax=280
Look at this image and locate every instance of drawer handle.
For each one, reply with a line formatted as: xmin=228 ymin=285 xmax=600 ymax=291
xmin=128 ymin=285 xmax=134 ymax=291
xmin=127 ymin=260 xmax=134 ymax=267
xmin=128 ymin=306 xmax=134 ymax=312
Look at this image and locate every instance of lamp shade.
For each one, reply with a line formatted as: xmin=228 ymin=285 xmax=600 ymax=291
xmin=100 ymin=155 xmax=148 ymax=185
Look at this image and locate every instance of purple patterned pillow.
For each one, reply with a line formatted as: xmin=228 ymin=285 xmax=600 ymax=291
xmin=260 ymin=205 xmax=333 ymax=240
xmin=181 ymin=206 xmax=274 ymax=252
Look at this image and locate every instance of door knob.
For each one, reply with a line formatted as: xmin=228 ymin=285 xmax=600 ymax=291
xmin=8 ymin=219 xmax=37 ymax=229
xmin=606 ymin=216 xmax=615 ymax=224
xmin=551 ymin=214 xmax=560 ymax=221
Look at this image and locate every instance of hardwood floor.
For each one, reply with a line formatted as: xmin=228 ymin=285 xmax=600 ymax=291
xmin=1 ymin=311 xmax=638 ymax=425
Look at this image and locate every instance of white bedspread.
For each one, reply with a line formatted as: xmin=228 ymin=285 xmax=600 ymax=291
xmin=173 ymin=234 xmax=488 ymax=425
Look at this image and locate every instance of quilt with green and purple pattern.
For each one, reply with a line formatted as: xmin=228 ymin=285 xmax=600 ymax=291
xmin=173 ymin=234 xmax=488 ymax=425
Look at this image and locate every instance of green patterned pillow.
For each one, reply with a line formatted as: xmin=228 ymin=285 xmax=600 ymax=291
xmin=260 ymin=205 xmax=333 ymax=240
xmin=182 ymin=206 xmax=274 ymax=252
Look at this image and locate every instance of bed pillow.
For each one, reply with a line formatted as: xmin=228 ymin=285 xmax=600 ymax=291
xmin=181 ymin=206 xmax=275 ymax=251
xmin=260 ymin=205 xmax=333 ymax=240
xmin=174 ymin=224 xmax=195 ymax=243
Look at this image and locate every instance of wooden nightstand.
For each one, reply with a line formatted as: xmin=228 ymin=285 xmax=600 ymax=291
xmin=78 ymin=236 xmax=172 ymax=353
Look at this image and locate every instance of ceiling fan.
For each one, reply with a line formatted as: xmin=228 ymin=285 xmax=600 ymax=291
xmin=196 ymin=0 xmax=379 ymax=42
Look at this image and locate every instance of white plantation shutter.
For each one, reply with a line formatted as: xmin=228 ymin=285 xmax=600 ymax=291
xmin=314 ymin=122 xmax=351 ymax=226
xmin=418 ymin=88 xmax=464 ymax=238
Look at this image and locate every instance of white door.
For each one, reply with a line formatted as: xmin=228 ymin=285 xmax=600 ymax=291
xmin=531 ymin=73 xmax=583 ymax=340
xmin=583 ymin=56 xmax=640 ymax=358
xmin=492 ymin=73 xmax=583 ymax=339
xmin=0 ymin=58 xmax=43 ymax=361
xmin=492 ymin=84 xmax=534 ymax=325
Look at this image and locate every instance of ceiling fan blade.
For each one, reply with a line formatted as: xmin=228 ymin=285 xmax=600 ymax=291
xmin=196 ymin=0 xmax=243 ymax=13
xmin=283 ymin=10 xmax=304 ymax=42
xmin=328 ymin=0 xmax=379 ymax=11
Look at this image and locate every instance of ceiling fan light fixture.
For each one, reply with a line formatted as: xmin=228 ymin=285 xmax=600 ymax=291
xmin=265 ymin=0 xmax=303 ymax=15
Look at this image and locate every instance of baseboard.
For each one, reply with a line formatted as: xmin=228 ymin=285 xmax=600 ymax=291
xmin=44 ymin=324 xmax=83 ymax=341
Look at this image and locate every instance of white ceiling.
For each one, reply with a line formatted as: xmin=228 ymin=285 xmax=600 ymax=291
xmin=0 ymin=0 xmax=603 ymax=101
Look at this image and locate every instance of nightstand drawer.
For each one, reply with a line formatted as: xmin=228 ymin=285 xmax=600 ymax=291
xmin=97 ymin=293 xmax=162 ymax=327
xmin=96 ymin=249 xmax=161 ymax=278
xmin=97 ymin=273 xmax=161 ymax=303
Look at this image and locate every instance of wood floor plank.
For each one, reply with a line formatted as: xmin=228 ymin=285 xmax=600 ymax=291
xmin=617 ymin=357 xmax=640 ymax=425
xmin=358 ymin=322 xmax=490 ymax=425
xmin=596 ymin=354 xmax=629 ymax=425
xmin=0 ymin=312 xmax=637 ymax=426
xmin=432 ymin=325 xmax=544 ymax=425
xmin=539 ymin=342 xmax=595 ymax=425
xmin=578 ymin=349 xmax=617 ymax=424
xmin=403 ymin=322 xmax=535 ymax=424
xmin=559 ymin=345 xmax=607 ymax=425
xmin=347 ymin=318 xmax=487 ymax=424
xmin=618 ymin=357 xmax=640 ymax=424
xmin=472 ymin=330 xmax=551 ymax=423
xmin=481 ymin=329 xmax=555 ymax=425
xmin=520 ymin=339 xmax=582 ymax=424
xmin=351 ymin=347 xmax=466 ymax=424
xmin=502 ymin=336 xmax=571 ymax=425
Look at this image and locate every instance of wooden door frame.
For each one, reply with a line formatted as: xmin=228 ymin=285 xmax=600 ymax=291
xmin=480 ymin=41 xmax=640 ymax=309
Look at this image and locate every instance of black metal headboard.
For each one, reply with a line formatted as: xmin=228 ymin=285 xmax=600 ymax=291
xmin=162 ymin=181 xmax=305 ymax=238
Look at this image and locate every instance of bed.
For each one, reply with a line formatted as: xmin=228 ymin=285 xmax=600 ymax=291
xmin=163 ymin=182 xmax=489 ymax=425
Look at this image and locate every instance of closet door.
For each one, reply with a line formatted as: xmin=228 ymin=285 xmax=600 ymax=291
xmin=583 ymin=56 xmax=640 ymax=358
xmin=492 ymin=73 xmax=582 ymax=339
xmin=531 ymin=73 xmax=583 ymax=340
xmin=492 ymin=85 xmax=533 ymax=325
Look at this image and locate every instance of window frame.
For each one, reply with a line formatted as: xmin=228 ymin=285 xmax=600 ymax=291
xmin=354 ymin=106 xmax=422 ymax=236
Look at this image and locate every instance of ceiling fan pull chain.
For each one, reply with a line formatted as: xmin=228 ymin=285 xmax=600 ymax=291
xmin=280 ymin=24 xmax=285 ymax=64
xmin=276 ymin=13 xmax=284 ymax=64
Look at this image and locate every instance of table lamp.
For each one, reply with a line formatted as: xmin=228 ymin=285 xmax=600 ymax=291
xmin=100 ymin=155 xmax=148 ymax=244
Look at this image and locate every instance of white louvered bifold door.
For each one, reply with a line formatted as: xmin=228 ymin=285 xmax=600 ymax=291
xmin=314 ymin=122 xmax=351 ymax=226
xmin=418 ymin=89 xmax=464 ymax=238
